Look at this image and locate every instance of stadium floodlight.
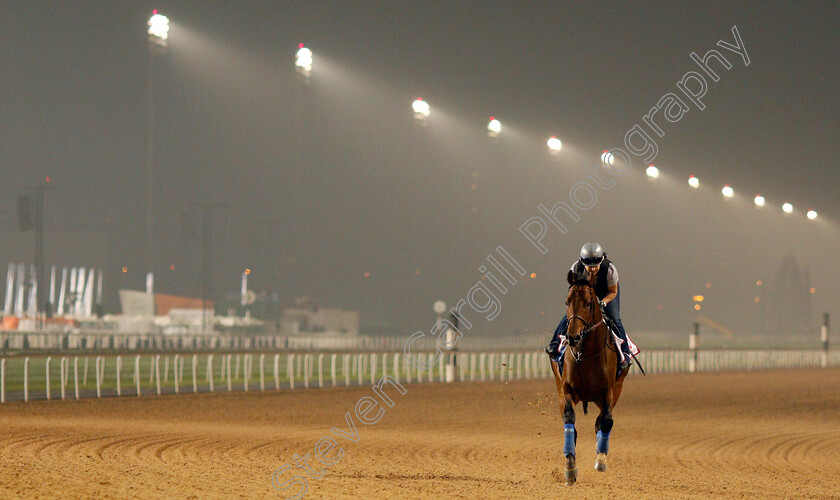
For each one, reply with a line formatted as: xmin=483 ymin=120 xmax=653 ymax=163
xmin=547 ymin=136 xmax=562 ymax=154
xmin=782 ymin=202 xmax=793 ymax=214
xmin=148 ymin=11 xmax=169 ymax=46
xmin=295 ymin=44 xmax=312 ymax=75
xmin=807 ymin=210 xmax=818 ymax=220
xmin=721 ymin=185 xmax=734 ymax=198
xmin=688 ymin=175 xmax=700 ymax=188
xmin=487 ymin=117 xmax=501 ymax=137
xmin=601 ymin=150 xmax=614 ymax=166
xmin=754 ymin=195 xmax=765 ymax=207
xmin=645 ymin=165 xmax=659 ymax=179
xmin=412 ymin=98 xmax=430 ymax=120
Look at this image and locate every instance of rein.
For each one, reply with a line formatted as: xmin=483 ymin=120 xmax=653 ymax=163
xmin=566 ymin=286 xmax=609 ymax=364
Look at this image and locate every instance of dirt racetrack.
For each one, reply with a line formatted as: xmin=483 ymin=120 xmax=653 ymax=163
xmin=1 ymin=368 xmax=839 ymax=499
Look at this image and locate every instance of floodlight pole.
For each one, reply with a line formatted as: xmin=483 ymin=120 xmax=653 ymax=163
xmin=194 ymin=202 xmax=227 ymax=333
xmin=146 ymin=15 xmax=168 ymax=294
xmin=25 ymin=184 xmax=53 ymax=326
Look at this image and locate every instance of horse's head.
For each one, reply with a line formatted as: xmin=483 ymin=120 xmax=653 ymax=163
xmin=565 ymin=270 xmax=599 ymax=348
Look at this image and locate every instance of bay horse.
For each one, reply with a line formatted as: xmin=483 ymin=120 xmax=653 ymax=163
xmin=549 ymin=270 xmax=628 ymax=485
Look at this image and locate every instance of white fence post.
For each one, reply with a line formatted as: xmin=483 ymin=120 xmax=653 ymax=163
xmin=192 ymin=355 xmax=198 ymax=394
xmin=274 ymin=354 xmax=280 ymax=390
xmin=331 ymin=354 xmax=337 ymax=387
xmin=83 ymin=356 xmax=89 ymax=387
xmin=95 ymin=356 xmax=102 ymax=398
xmin=405 ymin=353 xmax=412 ymax=384
xmin=370 ymin=353 xmax=377 ymax=386
xmin=417 ymin=354 xmax=424 ymax=383
xmin=74 ymin=356 xmax=80 ymax=400
xmin=393 ymin=353 xmax=400 ymax=384
xmin=23 ymin=357 xmax=29 ymax=402
xmin=116 ymin=356 xmax=122 ymax=397
xmin=155 ymin=355 xmax=161 ymax=395
xmin=344 ymin=354 xmax=351 ymax=386
xmin=93 ymin=356 xmax=102 ymax=398
xmin=207 ymin=354 xmax=215 ymax=393
xmin=288 ymin=354 xmax=295 ymax=390
xmin=45 ymin=356 xmax=52 ymax=400
xmin=174 ymin=354 xmax=180 ymax=394
xmin=60 ymin=357 xmax=67 ymax=400
xmin=480 ymin=353 xmax=486 ymax=381
xmin=135 ymin=355 xmax=141 ymax=397
xmin=0 ymin=358 xmax=4 ymax=403
xmin=246 ymin=354 xmax=253 ymax=390
xmin=500 ymin=353 xmax=506 ymax=382
xmin=428 ymin=353 xmax=434 ymax=382
xmin=318 ymin=353 xmax=324 ymax=388
xmin=357 ymin=354 xmax=363 ymax=386
xmin=226 ymin=354 xmax=232 ymax=392
xmin=260 ymin=354 xmax=265 ymax=391
xmin=164 ymin=355 xmax=170 ymax=383
xmin=243 ymin=355 xmax=250 ymax=392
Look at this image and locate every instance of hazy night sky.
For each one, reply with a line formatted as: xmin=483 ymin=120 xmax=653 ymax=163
xmin=2 ymin=1 xmax=838 ymax=340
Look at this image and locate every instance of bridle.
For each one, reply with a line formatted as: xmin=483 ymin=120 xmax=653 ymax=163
xmin=566 ymin=283 xmax=608 ymax=363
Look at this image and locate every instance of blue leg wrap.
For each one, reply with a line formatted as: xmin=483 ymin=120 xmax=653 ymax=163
xmin=596 ymin=430 xmax=610 ymax=454
xmin=563 ymin=424 xmax=576 ymax=456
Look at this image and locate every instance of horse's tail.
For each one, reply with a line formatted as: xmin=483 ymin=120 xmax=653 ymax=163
xmin=583 ymin=401 xmax=589 ymax=415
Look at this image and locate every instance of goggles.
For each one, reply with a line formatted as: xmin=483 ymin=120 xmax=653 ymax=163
xmin=580 ymin=256 xmax=604 ymax=266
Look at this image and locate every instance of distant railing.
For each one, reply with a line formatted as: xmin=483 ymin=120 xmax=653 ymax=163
xmin=1 ymin=349 xmax=838 ymax=403
xmin=0 ymin=330 xmax=549 ymax=353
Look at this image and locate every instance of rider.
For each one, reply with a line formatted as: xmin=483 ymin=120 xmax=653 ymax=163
xmin=547 ymin=242 xmax=633 ymax=374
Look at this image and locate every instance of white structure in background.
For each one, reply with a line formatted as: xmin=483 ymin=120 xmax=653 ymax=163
xmin=722 ymin=185 xmax=734 ymax=198
xmin=14 ymin=264 xmax=26 ymax=316
xmin=2 ymin=263 xmax=102 ymax=319
xmin=807 ymin=210 xmax=818 ymax=220
xmin=782 ymin=202 xmax=793 ymax=214
xmin=57 ymin=267 xmax=67 ymax=315
xmin=754 ymin=195 xmax=766 ymax=207
xmin=4 ymin=265 xmax=14 ymax=315
xmin=646 ymin=165 xmax=660 ymax=179
xmin=547 ymin=136 xmax=562 ymax=154
xmin=281 ymin=297 xmax=359 ymax=335
xmin=26 ymin=264 xmax=37 ymax=316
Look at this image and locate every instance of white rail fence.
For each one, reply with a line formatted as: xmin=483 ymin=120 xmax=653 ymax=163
xmin=0 ymin=349 xmax=837 ymax=403
xmin=0 ymin=331 xmax=545 ymax=352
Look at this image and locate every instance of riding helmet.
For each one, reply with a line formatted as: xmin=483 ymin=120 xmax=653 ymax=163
xmin=579 ymin=242 xmax=605 ymax=266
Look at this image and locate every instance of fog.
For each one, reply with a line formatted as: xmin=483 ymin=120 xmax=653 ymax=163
xmin=1 ymin=1 xmax=838 ymax=344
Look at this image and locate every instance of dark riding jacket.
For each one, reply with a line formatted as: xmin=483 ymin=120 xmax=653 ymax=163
xmin=572 ymin=257 xmax=617 ymax=301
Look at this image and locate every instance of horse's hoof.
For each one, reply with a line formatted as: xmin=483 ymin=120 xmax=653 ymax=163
xmin=594 ymin=453 xmax=607 ymax=472
xmin=564 ymin=466 xmax=578 ymax=485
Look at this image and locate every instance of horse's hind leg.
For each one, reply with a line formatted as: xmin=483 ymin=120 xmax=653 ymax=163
xmin=562 ymin=391 xmax=578 ymax=485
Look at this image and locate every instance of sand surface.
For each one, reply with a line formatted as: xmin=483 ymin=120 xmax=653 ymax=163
xmin=1 ymin=368 xmax=839 ymax=499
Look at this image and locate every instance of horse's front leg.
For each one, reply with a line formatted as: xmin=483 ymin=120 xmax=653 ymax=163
xmin=594 ymin=389 xmax=614 ymax=472
xmin=562 ymin=389 xmax=578 ymax=485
